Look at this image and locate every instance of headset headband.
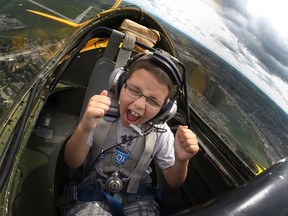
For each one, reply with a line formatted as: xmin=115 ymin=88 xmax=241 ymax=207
xmin=124 ymin=50 xmax=182 ymax=87
xmin=151 ymin=51 xmax=182 ymax=86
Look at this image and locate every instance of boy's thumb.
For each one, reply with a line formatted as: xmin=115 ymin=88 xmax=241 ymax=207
xmin=100 ymin=90 xmax=108 ymax=96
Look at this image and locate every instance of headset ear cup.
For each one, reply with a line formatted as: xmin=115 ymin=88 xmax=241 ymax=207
xmin=108 ymin=67 xmax=127 ymax=97
xmin=149 ymin=100 xmax=177 ymax=124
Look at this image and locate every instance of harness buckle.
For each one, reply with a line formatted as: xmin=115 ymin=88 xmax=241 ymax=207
xmin=106 ymin=171 xmax=124 ymax=193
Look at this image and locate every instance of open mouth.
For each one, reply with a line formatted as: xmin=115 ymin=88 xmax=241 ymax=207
xmin=127 ymin=110 xmax=141 ymax=122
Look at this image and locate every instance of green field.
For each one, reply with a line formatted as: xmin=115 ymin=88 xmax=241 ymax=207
xmin=0 ymin=0 xmax=114 ymax=40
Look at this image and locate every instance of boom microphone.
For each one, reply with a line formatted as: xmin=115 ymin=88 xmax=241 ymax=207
xmin=129 ymin=124 xmax=145 ymax=136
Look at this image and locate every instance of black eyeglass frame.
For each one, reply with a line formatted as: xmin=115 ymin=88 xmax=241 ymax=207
xmin=124 ymin=82 xmax=164 ymax=109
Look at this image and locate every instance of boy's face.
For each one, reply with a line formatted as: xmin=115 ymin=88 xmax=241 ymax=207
xmin=119 ymin=68 xmax=169 ymax=127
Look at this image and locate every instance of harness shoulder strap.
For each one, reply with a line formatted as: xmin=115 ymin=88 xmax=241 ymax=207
xmin=115 ymin=34 xmax=136 ymax=69
xmin=83 ymin=119 xmax=116 ymax=176
xmin=125 ymin=131 xmax=156 ymax=193
xmin=105 ymin=34 xmax=136 ymax=121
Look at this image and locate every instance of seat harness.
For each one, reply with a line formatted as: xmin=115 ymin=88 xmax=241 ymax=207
xmin=62 ymin=118 xmax=157 ymax=216
xmin=86 ymin=118 xmax=156 ymax=194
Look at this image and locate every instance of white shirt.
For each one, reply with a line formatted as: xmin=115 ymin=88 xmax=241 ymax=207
xmin=87 ymin=119 xmax=175 ymax=177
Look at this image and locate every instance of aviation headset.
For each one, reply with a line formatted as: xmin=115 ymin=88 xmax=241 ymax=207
xmin=108 ymin=50 xmax=183 ymax=124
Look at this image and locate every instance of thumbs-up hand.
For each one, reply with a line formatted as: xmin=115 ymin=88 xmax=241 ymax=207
xmin=80 ymin=90 xmax=111 ymax=132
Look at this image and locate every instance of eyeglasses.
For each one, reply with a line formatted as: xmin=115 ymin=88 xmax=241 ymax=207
xmin=124 ymin=83 xmax=163 ymax=109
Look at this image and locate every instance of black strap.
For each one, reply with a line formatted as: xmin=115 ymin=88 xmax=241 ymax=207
xmin=103 ymin=30 xmax=125 ymax=60
xmin=79 ymin=30 xmax=124 ymax=119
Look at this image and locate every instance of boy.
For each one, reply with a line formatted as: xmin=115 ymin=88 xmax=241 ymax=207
xmin=63 ymin=53 xmax=199 ymax=215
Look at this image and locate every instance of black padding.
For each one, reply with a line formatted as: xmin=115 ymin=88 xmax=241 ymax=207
xmin=173 ymin=158 xmax=288 ymax=216
xmin=79 ymin=30 xmax=124 ymax=120
xmin=80 ymin=58 xmax=115 ymax=119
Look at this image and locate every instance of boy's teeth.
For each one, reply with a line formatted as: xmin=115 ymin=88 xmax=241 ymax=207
xmin=131 ymin=111 xmax=140 ymax=117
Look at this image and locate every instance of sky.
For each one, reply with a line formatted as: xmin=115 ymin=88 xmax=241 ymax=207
xmin=124 ymin=0 xmax=288 ymax=113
